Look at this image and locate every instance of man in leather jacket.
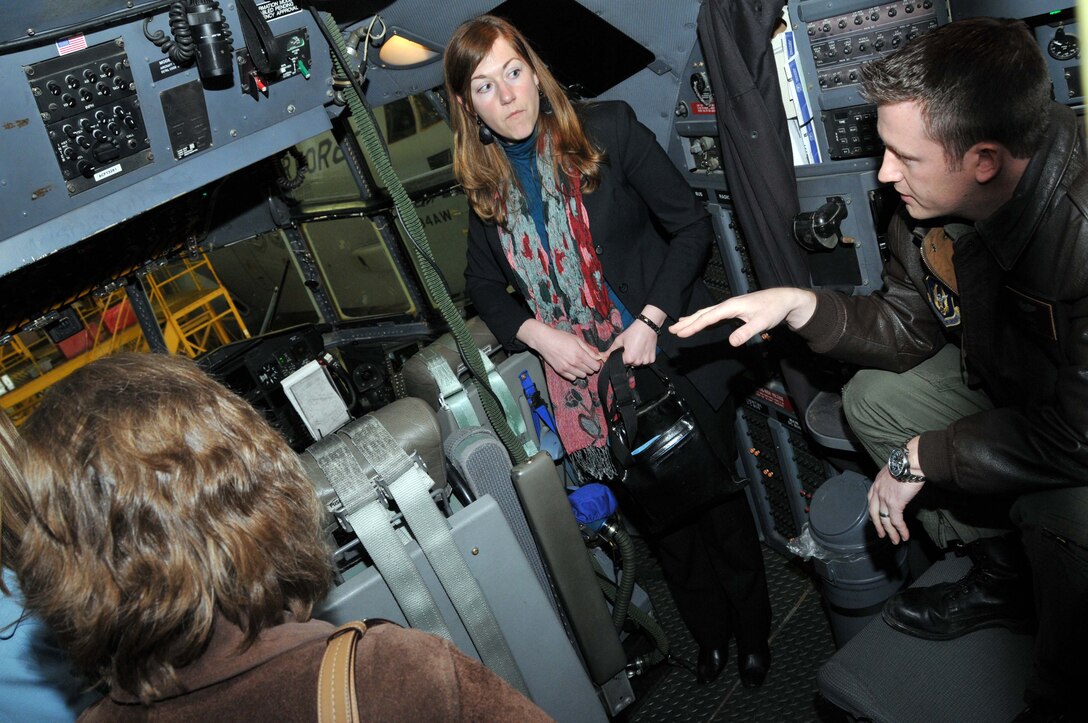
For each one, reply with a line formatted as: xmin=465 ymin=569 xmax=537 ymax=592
xmin=672 ymin=17 xmax=1086 ymax=718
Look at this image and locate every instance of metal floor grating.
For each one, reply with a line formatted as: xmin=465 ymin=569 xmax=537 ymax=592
xmin=627 ymin=541 xmax=848 ymax=722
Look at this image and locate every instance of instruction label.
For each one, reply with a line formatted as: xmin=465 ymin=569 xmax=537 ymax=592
xmin=257 ymin=0 xmax=302 ymax=21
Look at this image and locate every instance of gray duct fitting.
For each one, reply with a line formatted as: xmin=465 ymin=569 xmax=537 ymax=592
xmin=807 ymin=470 xmax=910 ymax=647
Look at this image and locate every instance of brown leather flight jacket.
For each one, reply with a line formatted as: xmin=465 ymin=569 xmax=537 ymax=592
xmin=798 ymin=102 xmax=1088 ymax=496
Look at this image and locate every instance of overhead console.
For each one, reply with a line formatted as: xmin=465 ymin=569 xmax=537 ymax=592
xmin=0 ymin=1 xmax=341 ymax=307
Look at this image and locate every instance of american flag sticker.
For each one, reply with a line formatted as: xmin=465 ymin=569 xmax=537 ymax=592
xmin=57 ymin=34 xmax=88 ymax=56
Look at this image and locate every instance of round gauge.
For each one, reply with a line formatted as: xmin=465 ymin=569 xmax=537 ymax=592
xmin=1049 ymin=28 xmax=1079 ymax=61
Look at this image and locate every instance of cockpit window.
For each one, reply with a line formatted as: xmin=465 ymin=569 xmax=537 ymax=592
xmin=383 ymin=97 xmax=418 ymax=144
xmin=272 ymin=86 xmax=468 ymax=318
xmin=302 ymin=216 xmax=418 ymax=319
xmin=287 ymin=89 xmax=455 ymax=213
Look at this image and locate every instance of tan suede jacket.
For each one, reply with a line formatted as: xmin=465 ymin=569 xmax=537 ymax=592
xmin=78 ymin=617 xmax=552 ymax=721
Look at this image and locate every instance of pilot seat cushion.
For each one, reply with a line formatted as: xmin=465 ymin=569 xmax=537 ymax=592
xmin=401 ymin=317 xmax=503 ymax=411
xmin=817 ymin=554 xmax=1034 ymax=723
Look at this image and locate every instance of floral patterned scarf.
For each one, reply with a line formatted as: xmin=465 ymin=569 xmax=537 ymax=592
xmin=497 ymin=136 xmax=623 ymax=480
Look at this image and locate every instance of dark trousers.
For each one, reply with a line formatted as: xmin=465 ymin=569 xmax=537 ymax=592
xmin=842 ymin=345 xmax=1088 ymax=706
xmin=633 ymin=366 xmax=772 ymax=653
xmin=655 ymin=494 xmax=772 ymax=652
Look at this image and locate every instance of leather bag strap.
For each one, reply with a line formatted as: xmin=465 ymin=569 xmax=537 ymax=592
xmin=598 ymin=351 xmax=641 ymax=466
xmin=317 ymin=621 xmax=369 ymax=723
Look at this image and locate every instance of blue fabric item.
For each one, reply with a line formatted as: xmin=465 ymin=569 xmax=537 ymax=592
xmin=503 ymin=132 xmax=635 ymax=329
xmin=1 ymin=569 xmax=97 ymax=722
xmin=568 ymin=483 xmax=618 ymax=526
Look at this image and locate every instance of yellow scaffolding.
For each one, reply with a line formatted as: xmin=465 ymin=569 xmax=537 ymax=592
xmin=143 ymin=254 xmax=251 ymax=356
xmin=0 ymin=253 xmax=249 ymax=425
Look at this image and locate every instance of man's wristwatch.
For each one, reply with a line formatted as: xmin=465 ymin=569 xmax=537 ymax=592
xmin=888 ymin=445 xmax=926 ymax=483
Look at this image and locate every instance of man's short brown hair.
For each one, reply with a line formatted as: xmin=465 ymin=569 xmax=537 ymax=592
xmin=860 ymin=17 xmax=1051 ymax=166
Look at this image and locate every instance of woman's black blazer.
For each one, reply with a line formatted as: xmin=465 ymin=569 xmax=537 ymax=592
xmin=465 ymin=100 xmax=741 ymax=409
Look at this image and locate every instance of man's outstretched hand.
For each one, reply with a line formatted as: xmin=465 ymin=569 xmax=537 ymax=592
xmin=670 ymin=287 xmax=820 ymax=346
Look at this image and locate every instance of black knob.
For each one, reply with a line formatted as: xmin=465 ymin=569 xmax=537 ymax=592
xmin=61 ymin=146 xmax=77 ymax=161
xmin=92 ymin=129 xmax=107 ymax=142
xmin=99 ymin=63 xmax=113 ymax=77
xmin=892 ymin=36 xmax=901 ymax=47
xmin=113 ymin=76 xmax=127 ymax=90
xmin=62 ymin=123 xmax=78 ymax=137
xmin=61 ymin=93 xmax=76 ymax=108
xmin=870 ymin=11 xmax=879 ymax=20
xmin=77 ymin=160 xmax=95 ymax=178
xmin=905 ymin=4 xmax=914 ymax=12
xmin=79 ymin=88 xmax=93 ymax=102
xmin=808 ymin=26 xmax=815 ymax=36
xmin=107 ymin=121 xmax=120 ymax=135
xmin=65 ymin=74 xmax=78 ymax=88
xmin=94 ymin=110 xmax=107 ymax=122
xmin=83 ymin=69 xmax=97 ymax=83
xmin=838 ymin=19 xmax=847 ymax=28
xmin=113 ymin=105 xmax=126 ymax=118
xmin=123 ymin=115 xmax=138 ymax=130
xmin=844 ymin=45 xmax=852 ymax=54
xmin=854 ymin=14 xmax=863 ymax=25
xmin=922 ymin=0 xmax=932 ymax=7
xmin=47 ymin=81 xmax=61 ymax=95
xmin=822 ymin=22 xmax=831 ymax=32
xmin=875 ymin=38 xmax=886 ymax=50
xmin=849 ymin=70 xmax=858 ymax=81
xmin=76 ymin=135 xmax=92 ymax=149
xmin=832 ymin=74 xmax=842 ymax=84
xmin=859 ymin=42 xmax=867 ymax=51
xmin=888 ymin=7 xmax=897 ymax=17
xmin=96 ymin=83 xmax=110 ymax=96
xmin=79 ymin=118 xmax=93 ymax=132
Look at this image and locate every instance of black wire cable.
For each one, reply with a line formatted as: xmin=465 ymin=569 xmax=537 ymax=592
xmin=142 ymin=2 xmax=196 ymax=66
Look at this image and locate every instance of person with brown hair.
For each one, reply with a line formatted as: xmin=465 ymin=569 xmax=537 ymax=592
xmin=15 ymin=352 xmax=549 ymax=720
xmin=674 ymin=17 xmax=1086 ymax=718
xmin=2 ymin=412 xmax=98 ymax=720
xmin=445 ymin=15 xmax=772 ymax=686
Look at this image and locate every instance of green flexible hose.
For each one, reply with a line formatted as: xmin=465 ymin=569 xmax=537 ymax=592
xmin=315 ymin=10 xmax=528 ymax=465
xmin=591 ymin=550 xmax=671 ymax=663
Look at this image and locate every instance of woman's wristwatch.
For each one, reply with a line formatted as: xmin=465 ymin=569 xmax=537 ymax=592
xmin=887 ymin=445 xmax=926 ymax=483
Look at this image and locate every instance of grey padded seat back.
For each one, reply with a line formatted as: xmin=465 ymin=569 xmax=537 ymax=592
xmin=401 ymin=316 xmax=505 ymax=412
xmin=401 ymin=316 xmax=552 ymax=451
xmin=817 ymin=554 xmax=1033 ymax=722
xmin=444 ymin=425 xmax=557 ymax=615
xmin=302 ymin=398 xmax=605 ymax=722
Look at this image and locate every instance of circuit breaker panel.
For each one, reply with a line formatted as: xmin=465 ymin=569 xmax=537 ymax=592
xmin=790 ymin=0 xmax=949 ymax=161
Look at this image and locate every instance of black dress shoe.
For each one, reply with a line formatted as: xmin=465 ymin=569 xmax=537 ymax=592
xmin=737 ymin=650 xmax=770 ymax=688
xmin=882 ymin=535 xmax=1035 ymax=640
xmin=696 ymin=645 xmax=728 ymax=684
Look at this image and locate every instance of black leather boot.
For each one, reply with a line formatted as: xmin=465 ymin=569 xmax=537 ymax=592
xmin=882 ymin=535 xmax=1035 ymax=640
xmin=696 ymin=644 xmax=728 ymax=684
